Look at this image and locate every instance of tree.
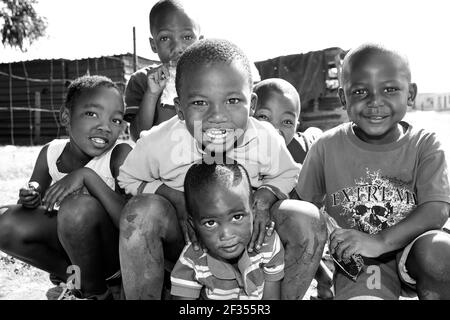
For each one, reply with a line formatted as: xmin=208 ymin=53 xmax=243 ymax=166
xmin=0 ymin=0 xmax=47 ymax=51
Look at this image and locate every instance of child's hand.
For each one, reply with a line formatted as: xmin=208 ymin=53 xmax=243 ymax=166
xmin=329 ymin=229 xmax=385 ymax=260
xmin=18 ymin=182 xmax=41 ymax=209
xmin=248 ymin=207 xmax=275 ymax=253
xmin=248 ymin=187 xmax=278 ymax=252
xmin=147 ymin=64 xmax=170 ymax=96
xmin=42 ymin=169 xmax=86 ymax=212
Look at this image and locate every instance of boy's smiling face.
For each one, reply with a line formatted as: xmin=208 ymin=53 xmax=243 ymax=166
xmin=191 ymin=181 xmax=253 ymax=262
xmin=340 ymin=50 xmax=417 ymax=144
xmin=254 ymin=89 xmax=300 ymax=145
xmin=175 ymin=61 xmax=256 ymax=154
xmin=150 ymin=8 xmax=202 ymax=65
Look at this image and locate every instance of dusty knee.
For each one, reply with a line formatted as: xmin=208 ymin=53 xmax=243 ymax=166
xmin=272 ymin=200 xmax=327 ymax=256
xmin=272 ymin=200 xmax=326 ymax=241
xmin=407 ymin=231 xmax=450 ymax=282
xmin=57 ymin=195 xmax=105 ymax=238
xmin=119 ymin=194 xmax=175 ymax=244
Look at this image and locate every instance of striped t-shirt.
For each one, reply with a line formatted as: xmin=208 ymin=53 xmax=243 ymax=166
xmin=170 ymin=232 xmax=284 ymax=300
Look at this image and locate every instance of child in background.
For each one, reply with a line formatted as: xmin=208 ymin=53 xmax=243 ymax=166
xmin=0 ymin=75 xmax=132 ymax=300
xmin=125 ymin=0 xmax=261 ymax=141
xmin=125 ymin=0 xmax=203 ymax=141
xmin=296 ymin=43 xmax=450 ymax=299
xmin=253 ymin=78 xmax=323 ymax=164
xmin=118 ymin=39 xmax=326 ymax=300
xmin=171 ymin=161 xmax=284 ymax=300
xmin=253 ymin=78 xmax=333 ymax=299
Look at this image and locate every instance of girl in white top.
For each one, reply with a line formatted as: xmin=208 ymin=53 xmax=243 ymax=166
xmin=0 ymin=75 xmax=132 ymax=300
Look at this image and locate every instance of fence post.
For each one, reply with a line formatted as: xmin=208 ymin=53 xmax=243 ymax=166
xmin=34 ymin=92 xmax=41 ymax=145
xmin=8 ymin=63 xmax=15 ymax=145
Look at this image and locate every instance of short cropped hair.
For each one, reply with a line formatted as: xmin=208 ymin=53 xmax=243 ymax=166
xmin=253 ymin=78 xmax=301 ymax=112
xmin=184 ymin=161 xmax=252 ymax=218
xmin=340 ymin=43 xmax=411 ymax=84
xmin=64 ymin=75 xmax=121 ymax=112
xmin=149 ymin=0 xmax=185 ymax=35
xmin=175 ymin=39 xmax=253 ymax=95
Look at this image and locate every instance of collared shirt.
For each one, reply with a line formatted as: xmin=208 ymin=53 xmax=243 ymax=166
xmin=170 ymin=232 xmax=284 ymax=300
xmin=118 ymin=116 xmax=300 ymax=197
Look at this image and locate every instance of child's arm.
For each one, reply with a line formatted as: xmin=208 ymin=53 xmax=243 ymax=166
xmin=42 ymin=144 xmax=132 ymax=227
xmin=129 ymin=65 xmax=169 ymax=141
xmin=331 ymin=137 xmax=450 ymax=261
xmin=262 ymin=232 xmax=284 ymax=300
xmin=262 ymin=280 xmax=281 ymax=300
xmin=330 ymin=201 xmax=449 ymax=260
xmin=18 ymin=145 xmax=52 ymax=208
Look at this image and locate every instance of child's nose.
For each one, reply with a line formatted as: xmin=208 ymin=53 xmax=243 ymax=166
xmin=219 ymin=225 xmax=235 ymax=241
xmin=207 ymin=104 xmax=228 ymax=123
xmin=97 ymin=121 xmax=112 ymax=132
xmin=367 ymin=92 xmax=384 ymax=108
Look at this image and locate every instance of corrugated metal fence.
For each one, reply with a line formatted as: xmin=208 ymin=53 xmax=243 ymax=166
xmin=0 ymin=54 xmax=155 ymax=145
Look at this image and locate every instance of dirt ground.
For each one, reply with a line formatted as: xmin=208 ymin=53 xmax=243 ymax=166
xmin=0 ymin=110 xmax=448 ymax=300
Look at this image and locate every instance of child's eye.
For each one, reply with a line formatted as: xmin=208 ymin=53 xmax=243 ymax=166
xmin=85 ymin=111 xmax=97 ymax=117
xmin=203 ymin=220 xmax=217 ymax=228
xmin=385 ymin=87 xmax=399 ymax=93
xmin=192 ymin=100 xmax=207 ymax=107
xmin=255 ymin=114 xmax=269 ymax=121
xmin=112 ymin=119 xmax=123 ymax=125
xmin=232 ymin=214 xmax=244 ymax=222
xmin=352 ymin=89 xmax=368 ymax=96
xmin=227 ymin=98 xmax=240 ymax=104
xmin=184 ymin=35 xmax=194 ymax=41
xmin=282 ymin=119 xmax=294 ymax=127
xmin=159 ymin=36 xmax=169 ymax=42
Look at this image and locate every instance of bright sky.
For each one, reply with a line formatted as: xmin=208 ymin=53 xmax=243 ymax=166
xmin=1 ymin=0 xmax=449 ymax=93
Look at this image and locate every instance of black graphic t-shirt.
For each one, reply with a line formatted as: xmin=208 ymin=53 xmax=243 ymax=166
xmin=296 ymin=121 xmax=450 ymax=232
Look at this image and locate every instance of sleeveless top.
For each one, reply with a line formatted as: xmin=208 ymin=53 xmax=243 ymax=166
xmin=46 ymin=139 xmax=118 ymax=190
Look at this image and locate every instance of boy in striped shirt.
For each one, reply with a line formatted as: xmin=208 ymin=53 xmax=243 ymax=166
xmin=171 ymin=161 xmax=284 ymax=300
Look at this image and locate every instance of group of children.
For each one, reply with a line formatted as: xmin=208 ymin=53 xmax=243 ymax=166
xmin=0 ymin=0 xmax=449 ymax=300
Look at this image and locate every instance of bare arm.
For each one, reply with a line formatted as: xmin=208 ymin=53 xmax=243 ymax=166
xmin=129 ymin=92 xmax=160 ymax=141
xmin=18 ymin=145 xmax=52 ymax=208
xmin=331 ymin=201 xmax=450 ymax=260
xmin=262 ymin=280 xmax=281 ymax=300
xmin=129 ymin=65 xmax=169 ymax=141
xmin=378 ymin=201 xmax=449 ymax=253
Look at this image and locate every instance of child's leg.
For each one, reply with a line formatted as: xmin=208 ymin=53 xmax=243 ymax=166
xmin=119 ymin=194 xmax=185 ymax=300
xmin=0 ymin=205 xmax=70 ymax=279
xmin=57 ymin=194 xmax=119 ymax=297
xmin=404 ymin=230 xmax=450 ymax=299
xmin=271 ymin=199 xmax=327 ymax=300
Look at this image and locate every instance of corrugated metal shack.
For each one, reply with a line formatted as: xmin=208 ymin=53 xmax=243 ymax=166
xmin=0 ymin=54 xmax=158 ymax=145
xmin=255 ymin=47 xmax=348 ymax=131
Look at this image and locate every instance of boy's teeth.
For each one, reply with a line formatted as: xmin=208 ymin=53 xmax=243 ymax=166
xmin=205 ymin=129 xmax=229 ymax=141
xmin=91 ymin=137 xmax=106 ymax=144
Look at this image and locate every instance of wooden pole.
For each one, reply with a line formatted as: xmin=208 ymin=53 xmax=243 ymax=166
xmin=8 ymin=63 xmax=14 ymax=145
xmin=34 ymin=92 xmax=41 ymax=145
xmin=133 ymin=26 xmax=138 ymax=72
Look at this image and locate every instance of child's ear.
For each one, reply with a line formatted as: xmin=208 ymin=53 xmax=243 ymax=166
xmin=249 ymin=92 xmax=257 ymax=117
xmin=60 ymin=106 xmax=70 ymax=127
xmin=149 ymin=37 xmax=157 ymax=54
xmin=174 ymin=97 xmax=185 ymax=121
xmin=338 ymin=87 xmax=347 ymax=110
xmin=407 ymin=83 xmax=418 ymax=106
